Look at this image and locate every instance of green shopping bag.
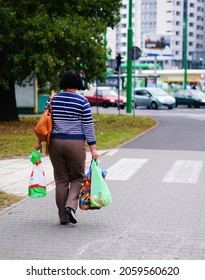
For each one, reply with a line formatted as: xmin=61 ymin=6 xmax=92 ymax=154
xmin=90 ymin=160 xmax=112 ymax=208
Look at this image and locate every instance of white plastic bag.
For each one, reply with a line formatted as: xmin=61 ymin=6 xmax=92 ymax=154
xmin=28 ymin=150 xmax=46 ymax=198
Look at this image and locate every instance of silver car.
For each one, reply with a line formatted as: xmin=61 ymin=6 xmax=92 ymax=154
xmin=134 ymin=87 xmax=176 ymax=109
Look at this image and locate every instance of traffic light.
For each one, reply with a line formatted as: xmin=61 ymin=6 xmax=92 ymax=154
xmin=115 ymin=54 xmax=122 ymax=72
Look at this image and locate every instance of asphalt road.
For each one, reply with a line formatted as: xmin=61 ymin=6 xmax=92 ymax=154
xmin=122 ymin=114 xmax=205 ymax=151
xmin=92 ymin=106 xmax=205 ymax=151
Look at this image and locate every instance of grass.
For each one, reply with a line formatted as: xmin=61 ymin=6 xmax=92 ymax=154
xmin=0 ymin=190 xmax=23 ymax=209
xmin=0 ymin=114 xmax=157 ymax=208
xmin=93 ymin=114 xmax=157 ymax=149
xmin=0 ymin=114 xmax=157 ymax=158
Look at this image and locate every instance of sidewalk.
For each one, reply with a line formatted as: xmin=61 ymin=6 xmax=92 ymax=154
xmin=0 ymin=150 xmax=109 ymax=197
xmin=1 ymin=147 xmax=205 ymax=261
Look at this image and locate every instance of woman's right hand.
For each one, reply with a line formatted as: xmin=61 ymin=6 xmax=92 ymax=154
xmin=34 ymin=140 xmax=42 ymax=152
xmin=91 ymin=149 xmax=99 ymax=160
xmin=89 ymin=144 xmax=99 ymax=160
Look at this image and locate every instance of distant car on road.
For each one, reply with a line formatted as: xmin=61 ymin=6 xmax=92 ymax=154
xmin=134 ymin=87 xmax=176 ymax=109
xmin=84 ymin=87 xmax=126 ymax=109
xmin=173 ymin=89 xmax=205 ymax=108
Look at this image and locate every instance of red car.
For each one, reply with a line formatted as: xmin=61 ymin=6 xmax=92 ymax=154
xmin=84 ymin=88 xmax=126 ymax=109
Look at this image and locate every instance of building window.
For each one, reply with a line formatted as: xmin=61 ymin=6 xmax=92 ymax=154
xmin=197 ymin=7 xmax=203 ymax=12
xmin=196 ymin=43 xmax=203 ymax=48
xmin=197 ymin=34 xmax=203 ymax=39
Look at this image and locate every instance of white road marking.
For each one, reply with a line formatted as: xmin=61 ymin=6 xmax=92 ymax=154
xmin=107 ymin=149 xmax=119 ymax=156
xmin=162 ymin=160 xmax=203 ymax=184
xmin=106 ymin=158 xmax=148 ymax=181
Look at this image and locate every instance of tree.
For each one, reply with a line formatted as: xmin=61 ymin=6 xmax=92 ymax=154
xmin=0 ymin=0 xmax=121 ymax=121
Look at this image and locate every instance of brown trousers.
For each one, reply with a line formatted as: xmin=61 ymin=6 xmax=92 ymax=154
xmin=49 ymin=139 xmax=86 ymax=223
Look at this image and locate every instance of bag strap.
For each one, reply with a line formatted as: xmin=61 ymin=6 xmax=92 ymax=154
xmin=91 ymin=159 xmax=98 ymax=166
xmin=46 ymin=92 xmax=55 ymax=112
xmin=93 ymin=159 xmax=98 ymax=166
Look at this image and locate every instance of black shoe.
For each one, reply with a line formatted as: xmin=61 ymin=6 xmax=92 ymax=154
xmin=65 ymin=207 xmax=77 ymax=224
xmin=60 ymin=221 xmax=68 ymax=225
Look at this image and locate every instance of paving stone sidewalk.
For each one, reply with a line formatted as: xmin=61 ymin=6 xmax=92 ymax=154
xmin=1 ymin=148 xmax=205 ymax=261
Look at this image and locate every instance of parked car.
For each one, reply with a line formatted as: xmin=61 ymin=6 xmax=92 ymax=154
xmin=173 ymin=89 xmax=205 ymax=108
xmin=134 ymin=87 xmax=176 ymax=109
xmin=84 ymin=88 xmax=126 ymax=109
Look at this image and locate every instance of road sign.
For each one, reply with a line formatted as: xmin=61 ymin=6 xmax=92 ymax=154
xmin=129 ymin=46 xmax=142 ymax=60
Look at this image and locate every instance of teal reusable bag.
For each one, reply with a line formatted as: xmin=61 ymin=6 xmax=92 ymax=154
xmin=90 ymin=160 xmax=112 ymax=208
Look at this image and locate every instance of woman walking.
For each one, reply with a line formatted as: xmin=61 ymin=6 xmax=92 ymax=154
xmin=35 ymin=70 xmax=98 ymax=225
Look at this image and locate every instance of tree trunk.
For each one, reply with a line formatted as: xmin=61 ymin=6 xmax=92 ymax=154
xmin=0 ymin=81 xmax=19 ymax=121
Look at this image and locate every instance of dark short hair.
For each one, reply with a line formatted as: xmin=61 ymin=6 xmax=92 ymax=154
xmin=60 ymin=69 xmax=84 ymax=90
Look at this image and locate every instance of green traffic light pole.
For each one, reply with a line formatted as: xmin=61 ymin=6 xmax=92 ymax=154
xmin=183 ymin=8 xmax=188 ymax=90
xmin=126 ymin=0 xmax=133 ymax=113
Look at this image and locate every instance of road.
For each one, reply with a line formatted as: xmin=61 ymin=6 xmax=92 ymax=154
xmin=92 ymin=106 xmax=205 ymax=150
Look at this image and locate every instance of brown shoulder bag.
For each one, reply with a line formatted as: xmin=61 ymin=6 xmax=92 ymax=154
xmin=34 ymin=93 xmax=55 ymax=155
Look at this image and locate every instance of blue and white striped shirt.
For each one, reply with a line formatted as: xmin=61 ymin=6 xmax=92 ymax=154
xmin=48 ymin=91 xmax=96 ymax=145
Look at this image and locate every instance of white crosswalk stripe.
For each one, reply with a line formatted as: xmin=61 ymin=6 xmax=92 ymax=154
xmin=106 ymin=158 xmax=148 ymax=181
xmin=162 ymin=160 xmax=203 ymax=184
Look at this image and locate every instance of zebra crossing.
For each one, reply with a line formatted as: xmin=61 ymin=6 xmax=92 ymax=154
xmin=103 ymin=149 xmax=205 ymax=185
xmin=106 ymin=158 xmax=203 ymax=184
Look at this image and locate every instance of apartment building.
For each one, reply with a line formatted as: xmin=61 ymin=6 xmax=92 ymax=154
xmin=107 ymin=0 xmax=205 ymax=69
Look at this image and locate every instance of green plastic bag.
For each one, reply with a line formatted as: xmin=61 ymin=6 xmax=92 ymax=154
xmin=90 ymin=160 xmax=112 ymax=208
xmin=28 ymin=150 xmax=46 ymax=198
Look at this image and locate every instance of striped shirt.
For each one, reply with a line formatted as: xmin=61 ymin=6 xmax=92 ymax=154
xmin=48 ymin=91 xmax=96 ymax=145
